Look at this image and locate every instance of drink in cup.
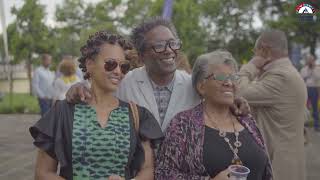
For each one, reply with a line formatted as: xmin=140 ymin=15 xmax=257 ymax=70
xmin=228 ymin=165 xmax=250 ymax=180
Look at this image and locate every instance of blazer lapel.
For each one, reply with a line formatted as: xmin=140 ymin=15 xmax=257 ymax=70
xmin=162 ymin=73 xmax=184 ymax=130
xmin=135 ymin=67 xmax=161 ymax=124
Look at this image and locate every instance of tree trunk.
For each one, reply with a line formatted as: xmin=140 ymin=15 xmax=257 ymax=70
xmin=8 ymin=64 xmax=13 ymax=106
xmin=26 ymin=59 xmax=32 ymax=95
xmin=9 ymin=65 xmax=13 ymax=93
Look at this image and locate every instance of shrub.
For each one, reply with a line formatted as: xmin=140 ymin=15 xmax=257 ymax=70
xmin=0 ymin=93 xmax=40 ymax=114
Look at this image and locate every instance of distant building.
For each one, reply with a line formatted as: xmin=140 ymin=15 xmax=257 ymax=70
xmin=0 ymin=61 xmax=28 ymax=79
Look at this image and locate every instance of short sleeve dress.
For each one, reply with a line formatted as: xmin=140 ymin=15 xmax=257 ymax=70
xmin=30 ymin=100 xmax=163 ymax=180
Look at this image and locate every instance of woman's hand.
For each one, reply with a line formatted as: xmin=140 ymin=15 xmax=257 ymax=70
xmin=66 ymin=82 xmax=92 ymax=103
xmin=211 ymin=168 xmax=230 ymax=180
xmin=108 ymin=175 xmax=125 ymax=180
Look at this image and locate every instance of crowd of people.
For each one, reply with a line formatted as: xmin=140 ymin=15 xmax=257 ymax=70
xmin=29 ymin=16 xmax=319 ymax=180
xmin=32 ymin=55 xmax=82 ymax=116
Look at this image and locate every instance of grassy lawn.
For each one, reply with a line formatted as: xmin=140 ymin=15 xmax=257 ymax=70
xmin=0 ymin=93 xmax=40 ymax=114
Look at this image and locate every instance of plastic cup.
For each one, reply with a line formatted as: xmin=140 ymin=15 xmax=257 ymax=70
xmin=228 ymin=165 xmax=250 ymax=180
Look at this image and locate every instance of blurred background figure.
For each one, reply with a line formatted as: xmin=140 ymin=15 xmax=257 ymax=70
xmin=32 ymin=54 xmax=55 ymax=116
xmin=300 ymin=54 xmax=320 ymax=131
xmin=53 ymin=58 xmax=81 ymax=101
xmin=55 ymin=55 xmax=83 ymax=80
xmin=177 ymin=51 xmax=192 ymax=74
xmin=125 ymin=49 xmax=143 ymax=70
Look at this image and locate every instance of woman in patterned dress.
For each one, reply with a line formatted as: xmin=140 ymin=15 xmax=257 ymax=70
xmin=155 ymin=50 xmax=273 ymax=180
xmin=30 ymin=30 xmax=163 ymax=180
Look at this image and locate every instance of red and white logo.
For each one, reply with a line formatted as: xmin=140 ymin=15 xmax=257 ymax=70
xmin=296 ymin=3 xmax=316 ymax=14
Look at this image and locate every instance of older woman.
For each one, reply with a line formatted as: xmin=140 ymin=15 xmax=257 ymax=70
xmin=30 ymin=30 xmax=163 ymax=180
xmin=155 ymin=50 xmax=272 ymax=180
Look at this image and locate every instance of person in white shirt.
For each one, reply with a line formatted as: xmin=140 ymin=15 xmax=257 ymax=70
xmin=300 ymin=54 xmax=320 ymax=131
xmin=53 ymin=59 xmax=81 ymax=101
xmin=32 ymin=54 xmax=55 ymax=116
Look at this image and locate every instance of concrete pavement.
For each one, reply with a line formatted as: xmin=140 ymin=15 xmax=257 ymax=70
xmin=0 ymin=114 xmax=319 ymax=180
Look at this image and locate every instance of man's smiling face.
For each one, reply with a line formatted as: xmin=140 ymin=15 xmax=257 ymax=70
xmin=141 ymin=25 xmax=179 ymax=76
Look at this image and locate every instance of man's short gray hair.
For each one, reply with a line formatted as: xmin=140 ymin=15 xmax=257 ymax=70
xmin=130 ymin=16 xmax=179 ymax=54
xmin=259 ymin=29 xmax=288 ymax=54
xmin=192 ymin=50 xmax=238 ymax=95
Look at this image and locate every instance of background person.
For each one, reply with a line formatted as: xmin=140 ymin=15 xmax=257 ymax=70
xmin=32 ymin=53 xmax=55 ymax=116
xmin=53 ymin=59 xmax=81 ymax=101
xmin=300 ymin=54 xmax=320 ymax=131
xmin=238 ymin=29 xmax=307 ymax=180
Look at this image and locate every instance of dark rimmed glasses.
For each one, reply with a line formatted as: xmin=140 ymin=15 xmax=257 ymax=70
xmin=104 ymin=59 xmax=130 ymax=74
xmin=147 ymin=39 xmax=182 ymax=53
xmin=205 ymin=73 xmax=240 ymax=83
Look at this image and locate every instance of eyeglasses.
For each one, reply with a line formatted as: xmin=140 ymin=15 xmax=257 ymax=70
xmin=205 ymin=73 xmax=240 ymax=82
xmin=148 ymin=39 xmax=182 ymax=53
xmin=104 ymin=59 xmax=130 ymax=74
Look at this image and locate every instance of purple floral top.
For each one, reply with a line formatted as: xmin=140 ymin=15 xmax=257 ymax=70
xmin=155 ymin=103 xmax=273 ymax=180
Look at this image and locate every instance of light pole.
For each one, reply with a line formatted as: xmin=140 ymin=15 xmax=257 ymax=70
xmin=0 ymin=0 xmax=13 ymax=99
xmin=0 ymin=0 xmax=10 ymax=65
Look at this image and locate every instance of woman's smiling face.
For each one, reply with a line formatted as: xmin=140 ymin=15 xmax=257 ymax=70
xmin=86 ymin=43 xmax=129 ymax=92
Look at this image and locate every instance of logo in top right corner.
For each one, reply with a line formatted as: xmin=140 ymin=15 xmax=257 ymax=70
xmin=296 ymin=3 xmax=316 ymax=14
xmin=296 ymin=2 xmax=318 ymax=22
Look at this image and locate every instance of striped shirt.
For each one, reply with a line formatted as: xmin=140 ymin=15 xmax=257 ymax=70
xmin=150 ymin=77 xmax=175 ymax=125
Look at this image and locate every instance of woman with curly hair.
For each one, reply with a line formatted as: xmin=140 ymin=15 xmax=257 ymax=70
xmin=30 ymin=30 xmax=163 ymax=180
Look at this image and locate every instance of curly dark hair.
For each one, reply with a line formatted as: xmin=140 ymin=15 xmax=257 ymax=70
xmin=78 ymin=30 xmax=133 ymax=79
xmin=130 ymin=16 xmax=179 ymax=54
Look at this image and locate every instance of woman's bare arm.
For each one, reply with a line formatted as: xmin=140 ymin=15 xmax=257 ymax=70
xmin=133 ymin=140 xmax=154 ymax=180
xmin=35 ymin=149 xmax=65 ymax=180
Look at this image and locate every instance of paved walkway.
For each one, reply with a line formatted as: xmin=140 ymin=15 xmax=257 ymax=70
xmin=0 ymin=114 xmax=38 ymax=180
xmin=0 ymin=114 xmax=319 ymax=179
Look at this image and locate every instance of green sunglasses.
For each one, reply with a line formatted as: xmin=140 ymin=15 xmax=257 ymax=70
xmin=205 ymin=73 xmax=240 ymax=82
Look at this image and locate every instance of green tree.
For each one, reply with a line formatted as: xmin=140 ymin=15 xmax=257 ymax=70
xmin=9 ymin=0 xmax=52 ymax=94
xmin=54 ymin=0 xmax=87 ymax=57
xmin=172 ymin=0 xmax=209 ymax=64
xmin=258 ymin=0 xmax=320 ymax=55
xmin=53 ymin=0 xmax=260 ymax=66
xmin=54 ymin=0 xmax=118 ymax=58
xmin=203 ymin=0 xmax=258 ymax=63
